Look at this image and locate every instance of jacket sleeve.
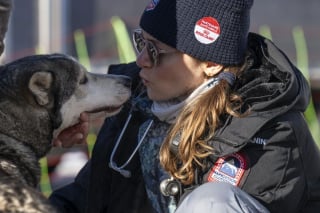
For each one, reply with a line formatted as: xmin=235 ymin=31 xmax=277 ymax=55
xmin=203 ymin=111 xmax=317 ymax=213
xmin=241 ymin=112 xmax=312 ymax=213
xmin=49 ymin=113 xmax=117 ymax=213
xmin=49 ymin=159 xmax=92 ymax=213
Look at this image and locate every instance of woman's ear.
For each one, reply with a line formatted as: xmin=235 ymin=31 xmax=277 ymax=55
xmin=202 ymin=62 xmax=224 ymax=77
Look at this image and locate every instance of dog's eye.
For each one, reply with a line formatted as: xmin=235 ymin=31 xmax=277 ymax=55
xmin=79 ymin=76 xmax=88 ymax=85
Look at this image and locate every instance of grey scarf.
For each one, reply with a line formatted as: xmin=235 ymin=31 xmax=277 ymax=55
xmin=151 ymin=77 xmax=220 ymax=123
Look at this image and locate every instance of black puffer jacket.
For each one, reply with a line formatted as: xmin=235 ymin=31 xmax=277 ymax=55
xmin=49 ymin=33 xmax=320 ymax=213
xmin=196 ymin=33 xmax=320 ymax=212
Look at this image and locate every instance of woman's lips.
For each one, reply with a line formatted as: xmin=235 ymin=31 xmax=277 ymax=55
xmin=141 ymin=77 xmax=149 ymax=86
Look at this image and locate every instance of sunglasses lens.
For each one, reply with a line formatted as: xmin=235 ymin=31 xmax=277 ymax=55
xmin=147 ymin=42 xmax=158 ymax=65
xmin=133 ymin=30 xmax=158 ymax=66
xmin=133 ymin=32 xmax=145 ymax=52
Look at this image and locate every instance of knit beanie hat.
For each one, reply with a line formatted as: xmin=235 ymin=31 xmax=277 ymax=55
xmin=139 ymin=0 xmax=253 ymax=66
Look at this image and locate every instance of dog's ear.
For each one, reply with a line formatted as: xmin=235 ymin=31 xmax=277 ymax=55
xmin=28 ymin=71 xmax=53 ymax=106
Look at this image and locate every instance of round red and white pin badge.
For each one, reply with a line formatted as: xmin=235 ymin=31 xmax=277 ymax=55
xmin=194 ymin=17 xmax=220 ymax=44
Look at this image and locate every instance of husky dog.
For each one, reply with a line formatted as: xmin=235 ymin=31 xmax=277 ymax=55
xmin=0 ymin=53 xmax=131 ymax=212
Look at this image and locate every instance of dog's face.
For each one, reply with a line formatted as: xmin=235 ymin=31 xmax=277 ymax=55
xmin=0 ymin=53 xmax=131 ymax=157
xmin=50 ymin=56 xmax=132 ymax=138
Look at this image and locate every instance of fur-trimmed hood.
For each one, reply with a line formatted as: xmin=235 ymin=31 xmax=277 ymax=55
xmin=238 ymin=33 xmax=309 ymax=113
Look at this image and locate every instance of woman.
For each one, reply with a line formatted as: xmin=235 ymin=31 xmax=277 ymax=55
xmin=50 ymin=0 xmax=320 ymax=212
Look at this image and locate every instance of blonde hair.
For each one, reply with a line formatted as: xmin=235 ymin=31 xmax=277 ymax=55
xmin=159 ymin=65 xmax=246 ymax=185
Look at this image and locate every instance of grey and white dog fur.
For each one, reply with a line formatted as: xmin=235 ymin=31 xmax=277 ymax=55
xmin=0 ymin=53 xmax=131 ymax=212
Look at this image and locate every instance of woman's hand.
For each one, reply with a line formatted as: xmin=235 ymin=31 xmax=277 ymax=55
xmin=53 ymin=113 xmax=89 ymax=148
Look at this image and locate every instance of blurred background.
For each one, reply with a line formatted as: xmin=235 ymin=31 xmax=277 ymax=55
xmin=3 ymin=0 xmax=320 ymax=195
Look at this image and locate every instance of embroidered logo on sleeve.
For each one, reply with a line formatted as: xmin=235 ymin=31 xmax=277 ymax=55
xmin=207 ymin=152 xmax=248 ymax=186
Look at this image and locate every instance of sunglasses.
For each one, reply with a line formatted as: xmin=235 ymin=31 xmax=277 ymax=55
xmin=132 ymin=29 xmax=176 ymax=67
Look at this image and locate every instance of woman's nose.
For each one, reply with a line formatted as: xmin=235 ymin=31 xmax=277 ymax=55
xmin=136 ymin=48 xmax=153 ymax=69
